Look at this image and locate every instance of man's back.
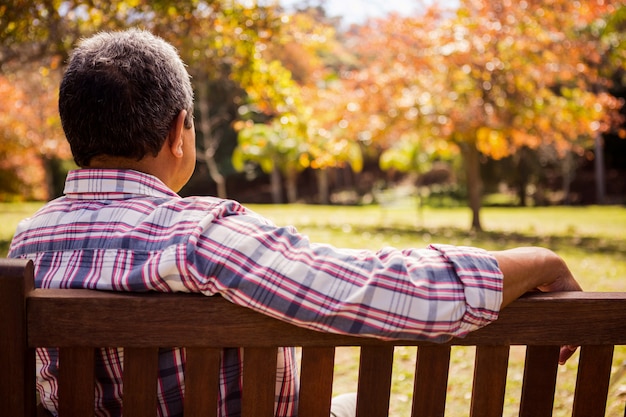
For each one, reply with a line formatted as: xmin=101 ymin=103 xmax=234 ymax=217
xmin=9 ymin=169 xmax=298 ymax=417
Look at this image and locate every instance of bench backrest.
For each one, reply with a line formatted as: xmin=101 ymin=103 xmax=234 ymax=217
xmin=2 ymin=257 xmax=626 ymax=417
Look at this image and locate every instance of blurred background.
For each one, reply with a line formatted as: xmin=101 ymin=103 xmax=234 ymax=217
xmin=1 ymin=0 xmax=625 ymax=232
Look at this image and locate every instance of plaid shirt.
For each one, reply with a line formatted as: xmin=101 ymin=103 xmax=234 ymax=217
xmin=9 ymin=169 xmax=503 ymax=417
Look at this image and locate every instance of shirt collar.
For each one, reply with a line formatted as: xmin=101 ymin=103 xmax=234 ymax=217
xmin=63 ymin=169 xmax=179 ymax=200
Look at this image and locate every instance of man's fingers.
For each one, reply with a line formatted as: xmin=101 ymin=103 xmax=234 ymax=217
xmin=559 ymin=345 xmax=578 ymax=365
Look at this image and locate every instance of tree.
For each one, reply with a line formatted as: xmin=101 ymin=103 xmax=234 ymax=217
xmin=0 ymin=0 xmax=155 ymax=70
xmin=149 ymin=1 xmax=293 ymax=199
xmin=304 ymin=119 xmax=364 ymax=204
xmin=578 ymin=4 xmax=626 ymax=203
xmin=232 ymin=6 xmax=364 ymax=204
xmin=233 ymin=116 xmax=364 ymax=204
xmin=440 ymin=0 xmax=621 ymax=223
xmin=232 ymin=120 xmax=307 ymax=203
xmin=347 ymin=0 xmax=624 ymax=230
xmin=0 ymin=59 xmax=69 ymax=200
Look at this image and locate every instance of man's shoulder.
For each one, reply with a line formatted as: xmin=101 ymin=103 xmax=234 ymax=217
xmin=175 ymin=195 xmax=243 ymax=211
xmin=160 ymin=195 xmax=252 ymax=223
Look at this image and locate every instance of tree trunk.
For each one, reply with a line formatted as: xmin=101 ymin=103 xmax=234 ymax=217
xmin=197 ymin=82 xmax=227 ymax=199
xmin=286 ymin=168 xmax=298 ymax=204
xmin=516 ymin=179 xmax=527 ymax=207
xmin=270 ymin=167 xmax=283 ymax=204
xmin=461 ymin=142 xmax=483 ymax=231
xmin=515 ymin=147 xmax=530 ymax=207
xmin=317 ymin=169 xmax=329 ymax=204
xmin=595 ymin=133 xmax=606 ymax=204
xmin=203 ymin=148 xmax=227 ymax=199
xmin=562 ymin=151 xmax=575 ymax=205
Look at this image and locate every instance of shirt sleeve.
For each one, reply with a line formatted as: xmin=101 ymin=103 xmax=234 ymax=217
xmin=184 ymin=202 xmax=503 ymax=343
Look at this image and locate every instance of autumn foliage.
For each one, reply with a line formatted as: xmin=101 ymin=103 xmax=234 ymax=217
xmin=0 ymin=61 xmax=69 ymax=200
xmin=1 ymin=0 xmax=625 ymax=228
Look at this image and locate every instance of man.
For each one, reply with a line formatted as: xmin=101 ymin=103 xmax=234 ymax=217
xmin=9 ymin=29 xmax=581 ymax=417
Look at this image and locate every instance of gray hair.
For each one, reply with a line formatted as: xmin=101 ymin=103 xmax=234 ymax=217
xmin=59 ymin=28 xmax=194 ymax=167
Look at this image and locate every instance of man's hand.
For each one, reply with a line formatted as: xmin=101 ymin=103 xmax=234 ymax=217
xmin=490 ymin=247 xmax=582 ymax=307
xmin=490 ymin=247 xmax=583 ymax=365
xmin=559 ymin=345 xmax=578 ymax=365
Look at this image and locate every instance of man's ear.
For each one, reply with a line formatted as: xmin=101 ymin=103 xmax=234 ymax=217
xmin=168 ymin=110 xmax=187 ymax=158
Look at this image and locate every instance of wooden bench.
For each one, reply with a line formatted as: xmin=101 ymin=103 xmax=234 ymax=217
xmin=2 ymin=257 xmax=626 ymax=417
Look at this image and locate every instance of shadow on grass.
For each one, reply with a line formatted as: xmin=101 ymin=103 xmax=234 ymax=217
xmin=340 ymin=224 xmax=626 ymax=255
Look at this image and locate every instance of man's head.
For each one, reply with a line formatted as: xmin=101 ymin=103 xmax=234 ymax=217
xmin=59 ymin=29 xmax=194 ymax=168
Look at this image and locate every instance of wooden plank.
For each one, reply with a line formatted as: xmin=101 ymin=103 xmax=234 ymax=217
xmin=26 ymin=291 xmax=626 ymax=348
xmin=122 ymin=347 xmax=159 ymax=417
xmin=241 ymin=347 xmax=277 ymax=417
xmin=411 ymin=345 xmax=450 ymax=417
xmin=356 ymin=346 xmax=394 ymax=417
xmin=299 ymin=347 xmax=335 ymax=417
xmin=519 ymin=345 xmax=560 ymax=417
xmin=184 ymin=347 xmax=221 ymax=417
xmin=470 ymin=345 xmax=509 ymax=417
xmin=58 ymin=347 xmax=95 ymax=417
xmin=0 ymin=259 xmax=36 ymax=417
xmin=572 ymin=345 xmax=614 ymax=417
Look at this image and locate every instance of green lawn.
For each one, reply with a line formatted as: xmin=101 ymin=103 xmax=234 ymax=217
xmin=0 ymin=202 xmax=44 ymax=257
xmin=3 ymin=202 xmax=626 ymax=415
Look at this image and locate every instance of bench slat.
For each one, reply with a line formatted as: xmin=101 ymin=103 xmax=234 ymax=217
xmin=411 ymin=345 xmax=451 ymax=417
xmin=184 ymin=347 xmax=221 ymax=417
xmin=299 ymin=347 xmax=335 ymax=417
xmin=58 ymin=347 xmax=95 ymax=417
xmin=356 ymin=345 xmax=394 ymax=417
xmin=0 ymin=259 xmax=36 ymax=417
xmin=470 ymin=345 xmax=509 ymax=417
xmin=26 ymin=290 xmax=626 ymax=347
xmin=519 ymin=345 xmax=560 ymax=417
xmin=242 ymin=347 xmax=277 ymax=417
xmin=572 ymin=345 xmax=614 ymax=417
xmin=123 ymin=347 xmax=159 ymax=417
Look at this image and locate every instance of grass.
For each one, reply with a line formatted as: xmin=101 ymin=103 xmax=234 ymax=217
xmin=3 ymin=201 xmax=626 ymax=415
xmin=0 ymin=202 xmax=44 ymax=256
